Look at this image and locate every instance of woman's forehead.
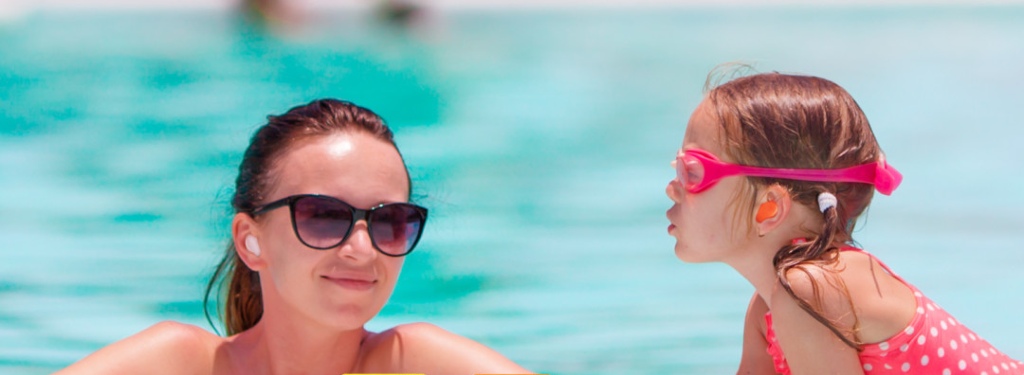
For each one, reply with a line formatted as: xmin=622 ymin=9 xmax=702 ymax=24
xmin=265 ymin=132 xmax=409 ymax=204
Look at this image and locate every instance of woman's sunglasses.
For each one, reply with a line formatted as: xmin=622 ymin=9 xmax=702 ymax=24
xmin=674 ymin=148 xmax=902 ymax=195
xmin=251 ymin=194 xmax=428 ymax=257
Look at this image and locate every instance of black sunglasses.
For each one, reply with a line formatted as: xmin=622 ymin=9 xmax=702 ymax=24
xmin=251 ymin=194 xmax=428 ymax=257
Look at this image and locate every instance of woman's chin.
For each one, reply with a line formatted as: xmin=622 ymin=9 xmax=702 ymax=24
xmin=316 ymin=305 xmax=379 ymax=331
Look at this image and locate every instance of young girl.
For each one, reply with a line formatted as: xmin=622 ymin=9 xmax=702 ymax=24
xmin=665 ymin=72 xmax=1023 ymax=375
xmin=56 ymin=99 xmax=532 ymax=375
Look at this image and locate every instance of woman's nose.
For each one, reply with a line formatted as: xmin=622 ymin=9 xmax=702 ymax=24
xmin=337 ymin=221 xmax=377 ymax=262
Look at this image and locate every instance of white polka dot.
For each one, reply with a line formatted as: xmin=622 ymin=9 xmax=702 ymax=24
xmin=973 ymin=353 xmax=980 ymax=362
xmin=949 ymin=317 xmax=958 ymax=326
xmin=941 ymin=321 xmax=948 ymax=330
xmin=1012 ymin=362 xmax=1018 ymax=369
xmin=927 ymin=303 xmax=935 ymax=311
xmin=931 ymin=327 xmax=939 ymax=337
xmin=902 ymin=362 xmax=911 ymax=372
xmin=880 ymin=342 xmax=890 ymax=350
xmin=989 ymin=348 xmax=997 ymax=355
xmin=864 ymin=363 xmax=873 ymax=371
xmin=969 ymin=333 xmax=976 ymax=341
xmin=982 ymin=350 xmax=989 ymax=358
xmin=951 ymin=340 xmax=958 ymax=350
xmin=943 ymin=369 xmax=951 ymax=375
xmin=901 ymin=344 xmax=910 ymax=352
xmin=993 ymin=365 xmax=1000 ymax=374
xmin=885 ymin=364 xmax=893 ymax=370
xmin=914 ymin=291 xmax=922 ymax=297
xmin=905 ymin=326 xmax=915 ymax=335
xmin=918 ymin=335 xmax=927 ymax=345
xmin=917 ymin=307 xmax=925 ymax=314
xmin=960 ymin=360 xmax=968 ymax=370
xmin=1002 ymin=363 xmax=1009 ymax=370
xmin=982 ymin=372 xmax=989 ymax=375
xmin=962 ymin=334 xmax=969 ymax=343
xmin=922 ymin=355 xmax=930 ymax=366
xmin=938 ymin=347 xmax=946 ymax=358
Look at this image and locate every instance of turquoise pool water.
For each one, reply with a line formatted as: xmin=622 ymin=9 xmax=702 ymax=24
xmin=1 ymin=6 xmax=1023 ymax=374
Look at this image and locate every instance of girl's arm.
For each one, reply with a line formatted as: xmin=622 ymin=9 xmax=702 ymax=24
xmin=359 ymin=322 xmax=534 ymax=375
xmin=737 ymin=293 xmax=781 ymax=375
xmin=52 ymin=321 xmax=214 ymax=375
xmin=769 ymin=270 xmax=862 ymax=375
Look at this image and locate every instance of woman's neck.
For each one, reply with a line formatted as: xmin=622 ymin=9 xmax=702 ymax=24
xmin=227 ymin=310 xmax=366 ymax=375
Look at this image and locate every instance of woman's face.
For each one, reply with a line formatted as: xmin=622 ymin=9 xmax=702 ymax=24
xmin=253 ymin=131 xmax=410 ymax=331
xmin=665 ymin=99 xmax=751 ymax=263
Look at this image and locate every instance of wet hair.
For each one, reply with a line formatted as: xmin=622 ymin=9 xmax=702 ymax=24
xmin=705 ymin=72 xmax=882 ymax=348
xmin=203 ymin=99 xmax=409 ymax=336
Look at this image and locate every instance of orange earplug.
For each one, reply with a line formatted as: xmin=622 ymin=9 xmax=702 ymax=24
xmin=755 ymin=201 xmax=778 ymax=223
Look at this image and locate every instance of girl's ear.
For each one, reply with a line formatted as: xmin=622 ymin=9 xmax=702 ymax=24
xmin=232 ymin=213 xmax=268 ymax=271
xmin=754 ymin=184 xmax=792 ymax=237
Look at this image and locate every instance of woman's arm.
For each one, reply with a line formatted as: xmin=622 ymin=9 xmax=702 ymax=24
xmin=359 ymin=322 xmax=534 ymax=375
xmin=53 ymin=321 xmax=214 ymax=375
xmin=737 ymin=293 xmax=781 ymax=375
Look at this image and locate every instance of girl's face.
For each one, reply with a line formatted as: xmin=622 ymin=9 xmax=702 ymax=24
xmin=665 ymin=99 xmax=752 ymax=263
xmin=252 ymin=131 xmax=410 ymax=331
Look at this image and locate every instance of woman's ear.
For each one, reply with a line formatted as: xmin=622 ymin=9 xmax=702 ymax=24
xmin=232 ymin=213 xmax=268 ymax=271
xmin=754 ymin=184 xmax=792 ymax=237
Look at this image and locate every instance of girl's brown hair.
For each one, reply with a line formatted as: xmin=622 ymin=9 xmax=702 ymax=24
xmin=203 ymin=99 xmax=409 ymax=336
xmin=706 ymin=72 xmax=882 ymax=348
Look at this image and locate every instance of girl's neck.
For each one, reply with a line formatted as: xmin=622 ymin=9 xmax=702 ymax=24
xmin=229 ymin=309 xmax=366 ymax=375
xmin=724 ymin=243 xmax=783 ymax=307
xmin=728 ymin=202 xmax=826 ymax=308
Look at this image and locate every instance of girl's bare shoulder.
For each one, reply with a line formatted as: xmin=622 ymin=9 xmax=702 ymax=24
xmin=776 ymin=250 xmax=917 ymax=343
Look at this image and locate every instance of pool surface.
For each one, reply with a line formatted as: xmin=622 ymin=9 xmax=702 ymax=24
xmin=1 ymin=5 xmax=1023 ymax=374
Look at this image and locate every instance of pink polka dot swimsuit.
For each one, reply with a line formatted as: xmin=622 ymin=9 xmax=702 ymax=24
xmin=764 ymin=249 xmax=1023 ymax=375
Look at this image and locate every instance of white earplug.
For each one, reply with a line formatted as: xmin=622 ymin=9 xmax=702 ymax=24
xmin=245 ymin=235 xmax=261 ymax=256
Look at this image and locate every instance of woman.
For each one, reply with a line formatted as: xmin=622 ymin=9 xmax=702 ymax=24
xmin=57 ymin=99 xmax=532 ymax=375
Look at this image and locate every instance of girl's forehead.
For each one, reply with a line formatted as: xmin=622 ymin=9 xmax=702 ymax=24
xmin=683 ymin=99 xmax=721 ymax=150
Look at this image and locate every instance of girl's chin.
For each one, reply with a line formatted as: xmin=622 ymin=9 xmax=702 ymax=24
xmin=673 ymin=244 xmax=711 ymax=263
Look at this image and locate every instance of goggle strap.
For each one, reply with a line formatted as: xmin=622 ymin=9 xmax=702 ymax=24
xmin=693 ymin=149 xmax=903 ymax=195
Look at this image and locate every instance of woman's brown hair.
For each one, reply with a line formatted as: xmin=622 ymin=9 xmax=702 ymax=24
xmin=203 ymin=99 xmax=409 ymax=336
xmin=706 ymin=72 xmax=883 ymax=348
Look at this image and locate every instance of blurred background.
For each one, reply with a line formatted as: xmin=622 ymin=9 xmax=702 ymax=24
xmin=1 ymin=0 xmax=1023 ymax=374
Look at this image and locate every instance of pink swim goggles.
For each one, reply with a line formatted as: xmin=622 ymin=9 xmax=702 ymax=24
xmin=675 ymin=148 xmax=903 ymax=195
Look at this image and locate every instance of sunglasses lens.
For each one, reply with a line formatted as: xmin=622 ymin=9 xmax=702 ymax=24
xmin=293 ymin=196 xmax=353 ymax=248
xmin=369 ymin=204 xmax=425 ymax=255
xmin=681 ymin=154 xmax=705 ymax=192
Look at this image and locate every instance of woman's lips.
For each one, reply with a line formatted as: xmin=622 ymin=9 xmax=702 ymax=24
xmin=668 ymin=223 xmax=676 ymax=234
xmin=322 ymin=275 xmax=377 ymax=291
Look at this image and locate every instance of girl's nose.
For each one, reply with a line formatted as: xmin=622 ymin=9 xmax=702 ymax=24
xmin=666 ymin=179 xmax=684 ymax=202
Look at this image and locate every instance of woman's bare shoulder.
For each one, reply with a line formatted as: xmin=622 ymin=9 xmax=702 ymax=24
xmin=54 ymin=321 xmax=223 ymax=375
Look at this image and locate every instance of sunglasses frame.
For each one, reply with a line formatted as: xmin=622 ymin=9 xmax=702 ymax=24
xmin=251 ymin=194 xmax=428 ymax=257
